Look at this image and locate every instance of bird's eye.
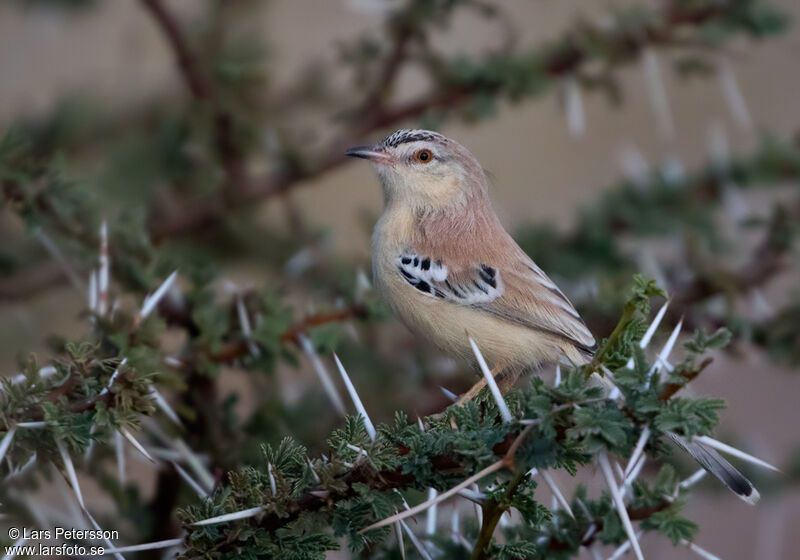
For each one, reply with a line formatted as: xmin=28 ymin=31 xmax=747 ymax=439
xmin=414 ymin=149 xmax=433 ymax=164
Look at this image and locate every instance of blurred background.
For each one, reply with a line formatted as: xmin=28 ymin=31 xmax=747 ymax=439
xmin=1 ymin=0 xmax=799 ymax=558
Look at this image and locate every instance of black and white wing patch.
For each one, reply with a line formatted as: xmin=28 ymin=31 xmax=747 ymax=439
xmin=396 ymin=254 xmax=503 ymax=304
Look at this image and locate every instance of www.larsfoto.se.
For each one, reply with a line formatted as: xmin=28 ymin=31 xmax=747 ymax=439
xmin=4 ymin=543 xmax=105 ymax=557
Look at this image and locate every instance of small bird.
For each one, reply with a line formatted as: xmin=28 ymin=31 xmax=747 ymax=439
xmin=347 ymin=128 xmax=595 ymax=400
xmin=348 ymin=128 xmax=759 ymax=504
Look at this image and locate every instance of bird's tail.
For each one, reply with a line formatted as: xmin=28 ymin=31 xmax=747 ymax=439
xmin=668 ymin=432 xmax=759 ymax=505
xmin=588 ymin=373 xmax=759 ymax=504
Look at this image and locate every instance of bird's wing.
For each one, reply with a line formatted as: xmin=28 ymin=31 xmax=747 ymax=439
xmin=395 ymin=251 xmax=596 ymax=353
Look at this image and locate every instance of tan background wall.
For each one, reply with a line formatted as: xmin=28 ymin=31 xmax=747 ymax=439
xmin=1 ymin=1 xmax=799 ymax=558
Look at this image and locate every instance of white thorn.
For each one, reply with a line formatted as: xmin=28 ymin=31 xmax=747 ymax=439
xmin=363 ymin=460 xmax=506 ymax=533
xmin=89 ymin=270 xmax=98 ymax=312
xmin=598 ymin=367 xmax=622 ymax=401
xmin=8 ymin=422 xmax=40 ymax=431
xmin=625 ymin=454 xmax=647 ymax=490
xmin=614 ymin=461 xmax=626 ymax=484
xmin=84 ymin=509 xmax=125 ymax=560
xmin=84 ymin=424 xmax=98 ymax=463
xmin=10 ymin=451 xmax=36 ymax=479
xmin=717 ymin=56 xmax=752 ymax=131
xmin=683 ymin=539 xmax=722 ymax=560
xmin=149 ymin=387 xmax=182 ymax=428
xmin=115 ymin=431 xmax=126 ymax=486
xmin=345 ymin=442 xmax=369 ymax=458
xmin=540 ymin=470 xmax=575 ymax=519
xmin=709 ymin=122 xmax=730 ymax=171
xmin=173 ymin=438 xmax=215 ymax=493
xmin=626 ymin=301 xmax=670 ymax=369
xmin=451 ymin=507 xmax=461 ymax=543
xmin=722 ymin=180 xmax=749 ymax=222
xmin=173 ymin=462 xmax=208 ymax=498
xmin=599 ymin=451 xmax=645 ymax=560
xmin=298 ymin=334 xmax=346 ymax=416
xmin=468 ymin=337 xmax=512 ymax=423
xmin=333 ymin=353 xmax=376 ymax=441
xmin=425 ymin=488 xmax=438 ymax=535
xmin=440 ymin=386 xmax=458 ymax=402
xmin=395 ymin=520 xmax=406 ymax=560
xmin=6 ymin=365 xmax=57 ymax=388
xmin=400 ymin=520 xmax=432 ymax=560
xmin=0 ymin=427 xmax=17 ymax=466
xmin=355 ymin=268 xmax=372 ymax=301
xmin=100 ymin=358 xmax=128 ymax=396
xmin=749 ymin=289 xmax=775 ymax=322
xmin=660 ymin=155 xmax=685 ymax=186
xmin=457 ymin=488 xmax=486 ymax=504
xmin=98 ymin=220 xmax=109 ymax=317
xmin=306 ymin=458 xmax=320 ymax=483
xmin=35 ymin=228 xmax=85 ymax=294
xmin=236 ymin=294 xmax=260 ymax=357
xmin=647 ymin=318 xmax=683 ymax=384
xmin=563 ymin=74 xmax=585 ymax=137
xmin=498 ymin=510 xmax=511 ymax=528
xmin=121 ymin=428 xmax=155 ymax=463
xmin=473 ymin=482 xmax=483 ymax=526
xmin=695 ymin=435 xmax=781 ymax=472
xmin=680 ymin=469 xmax=707 ymax=489
xmin=56 ymin=439 xmax=84 ymax=508
xmin=164 ymin=356 xmax=184 ymax=367
xmin=554 ymin=365 xmax=562 ymax=388
xmin=193 ymin=506 xmax=267 ymax=526
xmin=625 ymin=426 xmax=651 ymax=478
xmin=267 ymin=462 xmax=277 ymax=496
xmin=641 ymin=47 xmax=674 ymax=140
xmin=140 ymin=271 xmax=178 ymax=320
xmin=606 ymin=531 xmax=644 ymax=560
xmin=617 ymin=144 xmax=650 ymax=189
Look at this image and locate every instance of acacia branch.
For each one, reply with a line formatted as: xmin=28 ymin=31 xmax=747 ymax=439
xmin=1 ymin=0 xmax=788 ymax=300
xmin=140 ymin=0 xmax=247 ymax=189
xmin=148 ymin=0 xmax=748 ymax=240
xmin=670 ymin=203 xmax=795 ymax=313
xmin=139 ymin=0 xmax=213 ymax=101
xmin=190 ymin=419 xmax=670 ymax=555
xmin=158 ymin=302 xmax=369 ymax=366
xmin=658 ymin=357 xmax=713 ymax=401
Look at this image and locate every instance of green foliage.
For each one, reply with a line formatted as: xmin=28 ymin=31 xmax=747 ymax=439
xmin=0 ymin=0 xmax=795 ymax=558
xmin=640 ymin=502 xmax=699 ymax=545
xmin=162 ymin=277 xmax=730 ymax=558
xmin=568 ymin=405 xmax=634 ymax=455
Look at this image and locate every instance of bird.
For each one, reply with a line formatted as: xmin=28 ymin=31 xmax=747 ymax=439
xmin=347 ymin=128 xmax=595 ymax=401
xmin=347 ymin=128 xmax=760 ymax=504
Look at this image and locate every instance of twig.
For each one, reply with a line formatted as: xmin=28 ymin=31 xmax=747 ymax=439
xmin=658 ymin=357 xmax=713 ymax=401
xmin=139 ymin=0 xmax=246 ymax=190
xmin=139 ymin=0 xmax=211 ymax=100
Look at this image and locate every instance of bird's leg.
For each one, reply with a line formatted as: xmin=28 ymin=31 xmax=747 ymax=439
xmin=455 ymin=364 xmax=505 ymax=406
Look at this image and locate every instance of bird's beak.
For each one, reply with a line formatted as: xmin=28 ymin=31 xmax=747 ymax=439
xmin=346 ymin=145 xmax=391 ymax=164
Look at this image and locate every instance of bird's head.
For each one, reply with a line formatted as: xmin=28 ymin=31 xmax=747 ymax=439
xmin=347 ymin=129 xmax=487 ymax=210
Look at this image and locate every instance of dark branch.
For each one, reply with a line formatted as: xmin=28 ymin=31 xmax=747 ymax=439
xmin=139 ymin=0 xmax=213 ymax=101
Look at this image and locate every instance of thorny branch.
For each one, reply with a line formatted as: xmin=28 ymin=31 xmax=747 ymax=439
xmin=670 ymin=200 xmax=798 ymax=316
xmin=145 ymin=0 xmax=768 ymax=240
xmin=139 ymin=0 xmax=214 ymax=102
xmin=140 ymin=0 xmax=247 ymax=189
xmin=203 ymin=303 xmax=369 ymax=365
xmin=1 ymin=1 xmax=793 ymax=304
